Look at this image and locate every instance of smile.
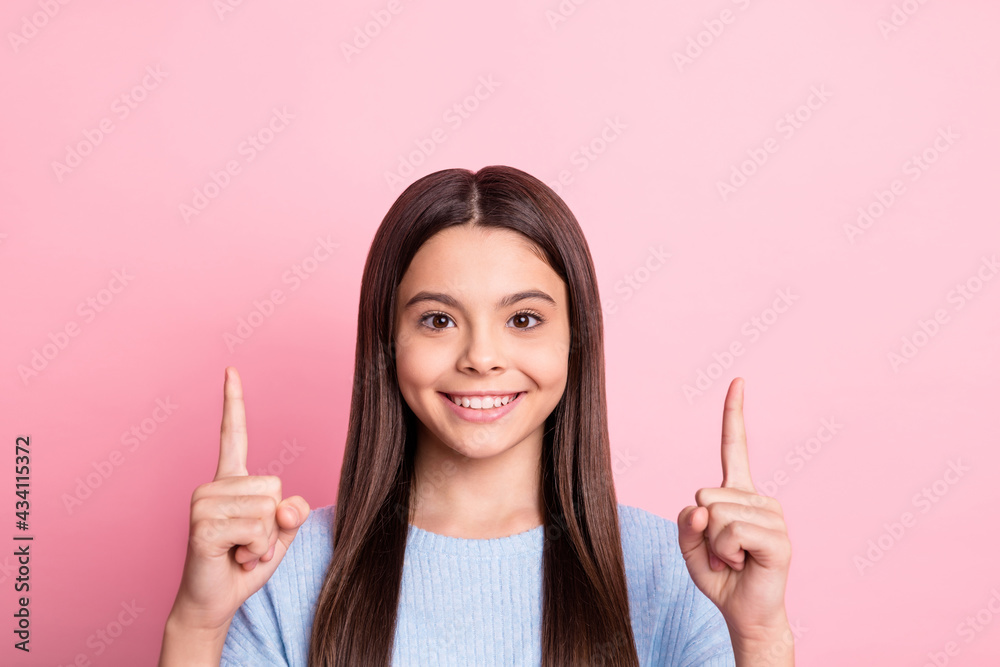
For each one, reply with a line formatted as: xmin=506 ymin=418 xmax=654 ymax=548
xmin=438 ymin=391 xmax=525 ymax=423
xmin=445 ymin=393 xmax=520 ymax=408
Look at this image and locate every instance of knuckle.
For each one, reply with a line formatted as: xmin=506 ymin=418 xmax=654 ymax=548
xmin=726 ymin=520 xmax=747 ymax=540
xmin=191 ymin=517 xmax=220 ymax=544
xmin=263 ymin=475 xmax=282 ymax=497
xmin=217 ymin=495 xmax=244 ymax=516
xmin=247 ymin=475 xmax=280 ymax=497
xmin=190 ymin=496 xmax=213 ymax=520
xmin=191 ymin=481 xmax=215 ymax=504
xmin=769 ymin=497 xmax=785 ymax=516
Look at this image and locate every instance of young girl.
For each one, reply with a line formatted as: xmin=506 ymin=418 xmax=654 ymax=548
xmin=159 ymin=166 xmax=793 ymax=666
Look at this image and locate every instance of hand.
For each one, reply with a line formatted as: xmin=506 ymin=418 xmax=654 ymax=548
xmin=168 ymin=367 xmax=311 ymax=634
xmin=677 ymin=377 xmax=792 ymax=643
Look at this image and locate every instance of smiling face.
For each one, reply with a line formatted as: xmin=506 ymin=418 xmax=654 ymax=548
xmin=393 ymin=223 xmax=571 ymax=462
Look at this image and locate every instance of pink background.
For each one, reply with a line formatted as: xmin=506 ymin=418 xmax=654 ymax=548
xmin=3 ymin=1 xmax=999 ymax=665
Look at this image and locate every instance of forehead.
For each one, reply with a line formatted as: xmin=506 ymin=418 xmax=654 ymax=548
xmin=399 ymin=226 xmax=561 ymax=293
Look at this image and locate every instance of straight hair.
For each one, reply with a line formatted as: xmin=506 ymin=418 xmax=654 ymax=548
xmin=308 ymin=165 xmax=639 ymax=666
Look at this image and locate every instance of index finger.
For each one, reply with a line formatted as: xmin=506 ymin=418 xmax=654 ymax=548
xmin=720 ymin=377 xmax=755 ymax=492
xmin=215 ymin=366 xmax=249 ymax=480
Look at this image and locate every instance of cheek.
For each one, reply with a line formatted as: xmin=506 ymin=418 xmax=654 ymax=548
xmin=521 ymin=344 xmax=568 ymax=391
xmin=395 ymin=340 xmax=446 ymax=392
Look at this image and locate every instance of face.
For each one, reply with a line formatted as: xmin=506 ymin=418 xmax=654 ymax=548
xmin=393 ymin=224 xmax=571 ymax=461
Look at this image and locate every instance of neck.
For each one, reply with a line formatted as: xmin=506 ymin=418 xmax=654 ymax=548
xmin=408 ymin=422 xmax=544 ymax=539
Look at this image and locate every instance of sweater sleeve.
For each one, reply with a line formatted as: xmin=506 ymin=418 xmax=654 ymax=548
xmin=648 ymin=517 xmax=736 ymax=667
xmin=219 ymin=505 xmax=334 ymax=666
xmin=220 ymin=580 xmax=291 ymax=667
xmin=675 ymin=583 xmax=735 ymax=667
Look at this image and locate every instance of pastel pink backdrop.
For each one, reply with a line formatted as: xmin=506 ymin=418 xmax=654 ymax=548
xmin=2 ymin=1 xmax=998 ymax=665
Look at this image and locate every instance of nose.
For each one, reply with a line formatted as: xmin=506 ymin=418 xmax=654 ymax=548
xmin=458 ymin=320 xmax=507 ymax=374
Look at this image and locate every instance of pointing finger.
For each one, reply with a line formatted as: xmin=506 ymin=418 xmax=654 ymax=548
xmin=215 ymin=366 xmax=249 ymax=480
xmin=721 ymin=377 xmax=755 ymax=492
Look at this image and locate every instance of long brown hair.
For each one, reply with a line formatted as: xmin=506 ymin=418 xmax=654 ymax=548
xmin=308 ymin=165 xmax=639 ymax=666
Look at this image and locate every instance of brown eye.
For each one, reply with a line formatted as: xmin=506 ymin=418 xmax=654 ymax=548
xmin=508 ymin=311 xmax=543 ymax=329
xmin=419 ymin=313 xmax=455 ymax=330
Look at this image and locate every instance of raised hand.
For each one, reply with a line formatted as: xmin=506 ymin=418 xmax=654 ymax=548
xmin=165 ymin=367 xmax=311 ymax=638
xmin=676 ymin=378 xmax=792 ymax=647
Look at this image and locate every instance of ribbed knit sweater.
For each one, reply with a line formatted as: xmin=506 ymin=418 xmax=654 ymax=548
xmin=220 ymin=503 xmax=736 ymax=666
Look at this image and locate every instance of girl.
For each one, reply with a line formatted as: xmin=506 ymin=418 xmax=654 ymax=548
xmin=159 ymin=166 xmax=792 ymax=666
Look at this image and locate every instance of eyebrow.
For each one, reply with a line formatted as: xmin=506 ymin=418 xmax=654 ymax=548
xmin=403 ymin=289 xmax=557 ymax=311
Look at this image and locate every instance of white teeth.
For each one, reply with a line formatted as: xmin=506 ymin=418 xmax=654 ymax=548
xmin=449 ymin=393 xmax=519 ymax=409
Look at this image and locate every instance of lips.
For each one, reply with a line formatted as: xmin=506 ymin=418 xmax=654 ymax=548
xmin=438 ymin=390 xmax=526 ymax=423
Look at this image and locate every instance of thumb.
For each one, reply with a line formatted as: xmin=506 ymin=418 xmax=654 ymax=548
xmin=274 ymin=496 xmax=310 ymax=544
xmin=243 ymin=497 xmax=311 ymax=580
xmin=677 ymin=505 xmax=712 ymax=581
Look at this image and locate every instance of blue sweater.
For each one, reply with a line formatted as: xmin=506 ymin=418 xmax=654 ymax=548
xmin=221 ymin=503 xmax=736 ymax=666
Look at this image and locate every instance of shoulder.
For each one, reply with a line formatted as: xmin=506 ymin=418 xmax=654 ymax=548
xmin=263 ymin=503 xmax=337 ymax=599
xmin=298 ymin=502 xmax=336 ymax=543
xmin=615 ymin=502 xmax=690 ymax=604
xmin=221 ymin=503 xmax=339 ymax=665
xmin=616 ymin=504 xmax=735 ymax=664
xmin=616 ymin=503 xmax=682 ymax=562
xmin=614 ymin=504 xmax=690 ymax=626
